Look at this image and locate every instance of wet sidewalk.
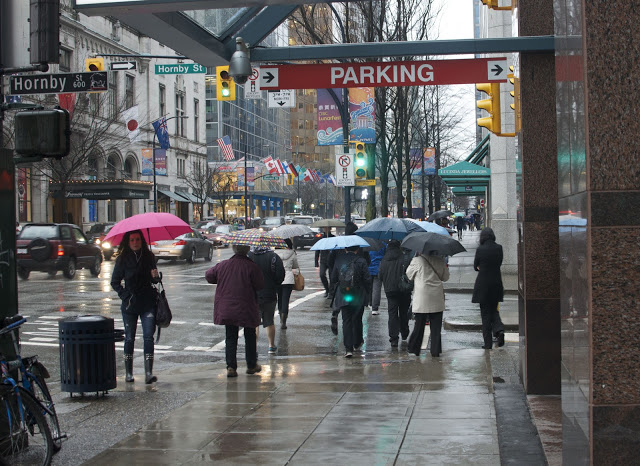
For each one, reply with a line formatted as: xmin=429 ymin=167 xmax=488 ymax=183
xmin=47 ymin=229 xmax=545 ymax=465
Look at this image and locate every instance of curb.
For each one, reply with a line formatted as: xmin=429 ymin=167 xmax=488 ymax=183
xmin=444 ymin=320 xmax=519 ymax=332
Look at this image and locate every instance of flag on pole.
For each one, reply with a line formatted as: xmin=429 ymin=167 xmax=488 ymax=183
xmin=216 ymin=135 xmax=235 ymax=161
xmin=122 ymin=105 xmax=140 ymax=142
xmin=303 ymin=169 xmax=313 ymax=182
xmin=288 ymin=164 xmax=298 ymax=177
xmin=152 ymin=117 xmax=170 ymax=149
xmin=264 ymin=156 xmax=279 ymax=174
xmin=276 ymin=159 xmax=286 ymax=175
xmin=315 ymin=170 xmax=324 ymax=182
xmin=281 ymin=161 xmax=291 ymax=174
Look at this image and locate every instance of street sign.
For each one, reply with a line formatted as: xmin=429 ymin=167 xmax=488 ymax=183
xmin=154 ymin=63 xmax=206 ymax=74
xmin=110 ymin=61 xmax=136 ymax=71
xmin=10 ymin=72 xmax=108 ymax=95
xmin=335 ymin=153 xmax=354 ymax=187
xmin=258 ymin=57 xmax=507 ymax=90
xmin=263 ymin=175 xmax=279 ymax=180
xmin=245 ymin=67 xmax=262 ymax=99
xmin=267 ymin=90 xmax=295 ymax=108
xmin=355 ymin=179 xmax=376 ymax=186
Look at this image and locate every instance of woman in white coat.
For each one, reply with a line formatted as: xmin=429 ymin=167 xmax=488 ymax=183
xmin=276 ymin=238 xmax=300 ymax=330
xmin=406 ymin=253 xmax=450 ymax=357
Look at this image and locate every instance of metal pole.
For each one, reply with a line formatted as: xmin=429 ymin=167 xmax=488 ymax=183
xmin=244 ymin=147 xmax=248 ymax=225
xmin=152 ymin=136 xmax=157 ymax=212
xmin=343 ymin=87 xmax=351 ymax=224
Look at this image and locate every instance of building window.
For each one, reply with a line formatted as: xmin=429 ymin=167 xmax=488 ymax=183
xmin=194 ymin=99 xmax=199 ymax=142
xmin=175 ymin=92 xmax=185 ymax=137
xmin=125 ymin=75 xmax=135 ymax=109
xmin=177 ymin=157 xmax=186 ymax=178
xmin=109 ymin=75 xmax=118 ymax=119
xmin=106 ymin=155 xmax=118 ymax=179
xmin=159 ymin=84 xmax=166 ymax=117
xmin=59 ymin=48 xmax=71 ymax=72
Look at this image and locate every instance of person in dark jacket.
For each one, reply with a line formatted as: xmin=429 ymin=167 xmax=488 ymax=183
xmin=368 ymin=242 xmax=387 ymax=315
xmin=472 ymin=227 xmax=505 ymax=349
xmin=205 ymin=244 xmax=264 ymax=377
xmin=328 ymin=222 xmax=371 ymax=335
xmin=111 ymin=230 xmax=160 ymax=384
xmin=455 ymin=216 xmax=465 ymax=240
xmin=378 ymin=240 xmax=412 ymax=348
xmin=314 ymin=230 xmax=334 ymax=298
xmin=331 ymin=246 xmax=371 ymax=357
xmin=249 ymin=246 xmax=285 ymax=355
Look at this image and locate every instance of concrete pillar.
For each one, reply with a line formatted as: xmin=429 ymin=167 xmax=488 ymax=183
xmin=516 ymin=0 xmax=560 ymax=395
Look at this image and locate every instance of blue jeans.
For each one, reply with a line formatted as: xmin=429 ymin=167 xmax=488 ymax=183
xmin=121 ymin=306 xmax=156 ymax=355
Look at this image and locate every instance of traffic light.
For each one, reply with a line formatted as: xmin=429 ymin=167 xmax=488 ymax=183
xmin=354 ymin=141 xmax=366 ymax=179
xmin=508 ymin=66 xmax=521 ymax=133
xmin=85 ymin=57 xmax=104 ymax=71
xmin=481 ymin=0 xmax=498 ymax=7
xmin=216 ymin=65 xmax=236 ymax=101
xmin=476 ymin=83 xmax=501 ymax=134
xmin=14 ymin=109 xmax=71 ymax=159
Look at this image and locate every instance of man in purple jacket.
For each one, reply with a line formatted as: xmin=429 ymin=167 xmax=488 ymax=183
xmin=205 ymin=244 xmax=264 ymax=377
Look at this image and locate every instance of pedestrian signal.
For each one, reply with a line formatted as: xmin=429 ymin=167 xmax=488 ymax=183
xmin=216 ymin=66 xmax=235 ymax=101
xmin=85 ymin=57 xmax=105 ymax=71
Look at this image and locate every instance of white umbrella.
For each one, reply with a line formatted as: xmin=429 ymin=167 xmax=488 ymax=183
xmin=267 ymin=224 xmax=313 ymax=239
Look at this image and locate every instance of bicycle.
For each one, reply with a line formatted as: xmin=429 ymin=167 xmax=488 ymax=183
xmin=0 ymin=316 xmax=63 ymax=463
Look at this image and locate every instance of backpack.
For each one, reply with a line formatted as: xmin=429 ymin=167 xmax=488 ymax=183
xmin=154 ymin=279 xmax=172 ymax=343
xmin=338 ymin=256 xmax=359 ymax=294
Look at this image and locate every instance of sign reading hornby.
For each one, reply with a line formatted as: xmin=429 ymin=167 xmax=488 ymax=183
xmin=260 ymin=57 xmax=507 ymax=90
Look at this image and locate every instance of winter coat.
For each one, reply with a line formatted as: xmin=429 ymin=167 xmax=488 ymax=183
xmin=406 ymin=254 xmax=450 ymax=314
xmin=111 ymin=250 xmax=159 ymax=314
xmin=471 ymin=239 xmax=504 ymax=304
xmin=378 ymin=244 xmax=411 ymax=296
xmin=249 ymin=250 xmax=285 ymax=302
xmin=205 ymin=254 xmax=264 ymax=328
xmin=314 ymin=233 xmax=334 ymax=266
xmin=368 ymin=243 xmax=387 ymax=276
xmin=331 ymin=252 xmax=371 ymax=310
xmin=276 ymin=248 xmax=299 ymax=285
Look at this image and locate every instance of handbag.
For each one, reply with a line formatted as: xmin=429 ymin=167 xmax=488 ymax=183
xmin=398 ymin=273 xmax=414 ymax=293
xmin=293 ymin=271 xmax=305 ymax=291
xmin=154 ymin=279 xmax=172 ymax=343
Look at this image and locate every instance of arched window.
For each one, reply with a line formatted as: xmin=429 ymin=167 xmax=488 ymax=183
xmin=88 ymin=156 xmax=98 ymax=180
xmin=106 ymin=154 xmax=118 ymax=179
xmin=124 ymin=158 xmax=135 ymax=180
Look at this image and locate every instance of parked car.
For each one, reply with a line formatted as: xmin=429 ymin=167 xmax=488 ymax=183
xmin=203 ymin=224 xmax=235 ymax=248
xmin=17 ymin=223 xmax=103 ymax=280
xmin=258 ymin=216 xmax=285 ymax=232
xmin=151 ymin=229 xmax=213 ymax=263
xmin=291 ymin=215 xmax=323 ymax=249
xmin=86 ymin=222 xmax=117 ymax=260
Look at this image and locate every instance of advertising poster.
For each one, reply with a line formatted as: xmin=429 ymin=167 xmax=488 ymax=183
xmin=317 ymin=89 xmax=344 ymax=146
xmin=154 ymin=149 xmax=167 ymax=176
xmin=237 ymin=167 xmax=245 ymax=188
xmin=409 ymin=148 xmax=422 ymax=174
xmin=247 ymin=166 xmax=255 ymax=189
xmin=141 ymin=148 xmax=153 ymax=176
xmin=424 ymin=148 xmax=436 ymax=175
xmin=348 ymin=87 xmax=375 ymax=143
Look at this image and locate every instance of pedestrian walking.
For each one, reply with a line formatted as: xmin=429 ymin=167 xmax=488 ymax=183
xmin=110 ymin=230 xmax=160 ymax=384
xmin=314 ymin=231 xmax=333 ymax=298
xmin=378 ymin=240 xmax=412 ymax=348
xmin=249 ymin=246 xmax=285 ymax=355
xmin=472 ymin=227 xmax=506 ymax=349
xmin=331 ymin=245 xmax=371 ymax=357
xmin=205 ymin=244 xmax=264 ymax=377
xmin=456 ymin=216 xmax=465 ymax=240
xmin=406 ymin=253 xmax=450 ymax=357
xmin=276 ymin=239 xmax=300 ymax=330
xmin=368 ymin=241 xmax=386 ymax=316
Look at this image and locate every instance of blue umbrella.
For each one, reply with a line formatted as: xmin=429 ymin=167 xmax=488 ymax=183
xmin=355 ymin=217 xmax=425 ymax=240
xmin=310 ymin=235 xmax=370 ymax=250
xmin=406 ymin=219 xmax=450 ymax=236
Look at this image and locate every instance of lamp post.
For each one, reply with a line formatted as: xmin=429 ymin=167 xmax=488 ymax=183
xmin=151 ymin=115 xmax=188 ymax=213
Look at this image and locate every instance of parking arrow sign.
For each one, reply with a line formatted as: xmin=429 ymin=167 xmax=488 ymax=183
xmin=110 ymin=61 xmax=136 ymax=71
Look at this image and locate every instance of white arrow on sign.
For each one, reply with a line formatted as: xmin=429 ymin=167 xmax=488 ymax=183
xmin=260 ymin=68 xmax=279 ymax=88
xmin=267 ymin=90 xmax=295 ymax=108
xmin=110 ymin=61 xmax=136 ymax=71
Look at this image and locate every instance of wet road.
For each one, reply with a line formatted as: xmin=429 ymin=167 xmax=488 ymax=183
xmin=16 ymin=247 xmax=504 ymax=386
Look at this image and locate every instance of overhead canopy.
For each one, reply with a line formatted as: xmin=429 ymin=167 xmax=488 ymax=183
xmin=158 ymin=189 xmax=189 ymax=202
xmin=439 ymin=160 xmax=490 ymax=189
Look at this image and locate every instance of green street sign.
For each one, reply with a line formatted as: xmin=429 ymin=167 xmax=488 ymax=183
xmin=263 ymin=175 xmax=280 ymax=180
xmin=155 ymin=64 xmax=206 ymax=74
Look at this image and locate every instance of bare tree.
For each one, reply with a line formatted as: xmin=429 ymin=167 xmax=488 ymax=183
xmin=184 ymin=159 xmax=215 ymax=221
xmin=208 ymin=165 xmax=239 ymax=223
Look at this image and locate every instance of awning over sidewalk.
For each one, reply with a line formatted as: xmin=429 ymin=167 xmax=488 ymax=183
xmin=158 ymin=190 xmax=189 ymax=202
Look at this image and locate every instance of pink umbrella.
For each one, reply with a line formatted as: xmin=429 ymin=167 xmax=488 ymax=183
xmin=104 ymin=212 xmax=192 ymax=247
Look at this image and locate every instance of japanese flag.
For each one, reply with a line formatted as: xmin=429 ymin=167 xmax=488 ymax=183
xmin=122 ymin=105 xmax=140 ymax=143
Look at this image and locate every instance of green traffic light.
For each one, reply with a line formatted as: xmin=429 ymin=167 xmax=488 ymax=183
xmin=355 ymin=158 xmax=365 ymax=167
xmin=221 ymin=83 xmax=230 ymax=97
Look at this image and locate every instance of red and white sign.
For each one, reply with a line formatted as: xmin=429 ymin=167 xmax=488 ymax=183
xmin=260 ymin=57 xmax=507 ymax=90
xmin=480 ymin=199 xmax=485 ymax=208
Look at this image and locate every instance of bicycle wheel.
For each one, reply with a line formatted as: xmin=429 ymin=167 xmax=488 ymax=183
xmin=28 ymin=375 xmax=62 ymax=452
xmin=0 ymin=386 xmax=53 ymax=466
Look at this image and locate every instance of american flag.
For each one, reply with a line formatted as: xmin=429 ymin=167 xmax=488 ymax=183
xmin=216 ymin=135 xmax=235 ymax=161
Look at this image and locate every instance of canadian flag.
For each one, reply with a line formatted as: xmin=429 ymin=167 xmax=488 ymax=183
xmin=264 ymin=156 xmax=279 ymax=174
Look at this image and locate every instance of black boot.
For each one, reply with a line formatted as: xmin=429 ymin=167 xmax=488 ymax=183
xmin=281 ymin=314 xmax=287 ymax=330
xmin=124 ymin=354 xmax=134 ymax=382
xmin=144 ymin=354 xmax=157 ymax=384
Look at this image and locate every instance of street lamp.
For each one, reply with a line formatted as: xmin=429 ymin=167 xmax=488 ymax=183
xmin=151 ymin=115 xmax=189 ymax=213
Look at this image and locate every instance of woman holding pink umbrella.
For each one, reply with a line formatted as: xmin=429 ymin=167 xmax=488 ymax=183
xmin=111 ymin=229 xmax=160 ymax=384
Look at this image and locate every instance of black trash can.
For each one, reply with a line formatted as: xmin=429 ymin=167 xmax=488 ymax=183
xmin=59 ymin=316 xmax=118 ymax=393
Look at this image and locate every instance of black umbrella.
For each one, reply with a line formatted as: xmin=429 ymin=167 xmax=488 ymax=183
xmin=362 ymin=237 xmax=385 ymax=251
xmin=401 ymin=231 xmax=466 ymax=257
xmin=426 ymin=210 xmax=454 ymax=222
